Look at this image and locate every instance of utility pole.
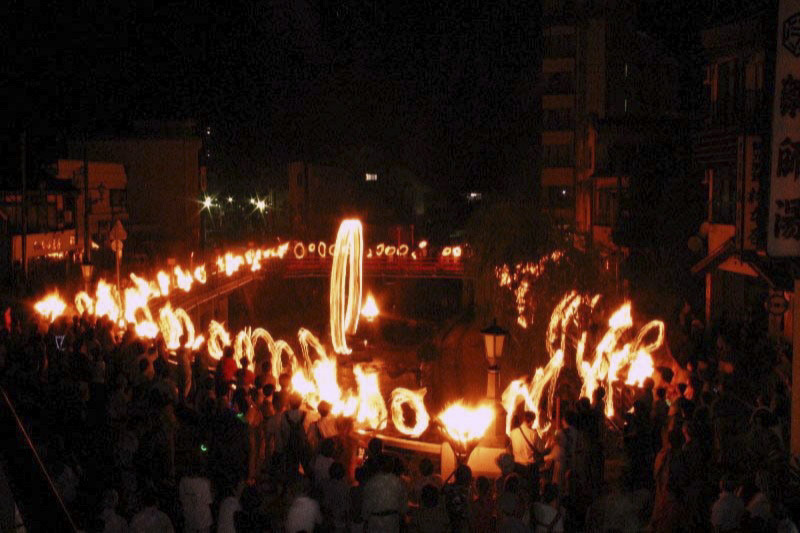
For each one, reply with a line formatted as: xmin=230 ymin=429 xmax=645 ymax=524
xmin=81 ymin=141 xmax=93 ymax=293
xmin=83 ymin=145 xmax=90 ymax=263
xmin=20 ymin=132 xmax=27 ymax=285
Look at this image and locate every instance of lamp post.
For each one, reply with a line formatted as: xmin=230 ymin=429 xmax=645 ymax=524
xmin=481 ymin=319 xmax=508 ymax=439
xmin=81 ymin=261 xmax=93 ymax=294
xmin=481 ymin=319 xmax=508 ymax=401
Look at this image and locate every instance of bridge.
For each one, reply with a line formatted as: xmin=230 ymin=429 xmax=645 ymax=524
xmin=162 ymin=255 xmax=466 ymax=326
xmin=282 ymin=258 xmax=466 ymax=279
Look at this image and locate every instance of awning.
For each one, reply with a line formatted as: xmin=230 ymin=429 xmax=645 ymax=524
xmin=690 ymin=237 xmax=735 ymax=275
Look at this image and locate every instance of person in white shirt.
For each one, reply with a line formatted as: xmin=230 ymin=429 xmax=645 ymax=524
xmin=217 ymin=481 xmax=244 ymax=533
xmin=130 ymin=491 xmax=174 ymax=533
xmin=710 ymin=476 xmax=744 ymax=532
xmin=362 ymin=456 xmax=407 ymax=533
xmin=178 ymin=464 xmax=214 ymax=533
xmin=99 ymin=489 xmax=128 ymax=533
xmin=510 ymin=411 xmax=541 ymax=465
xmin=533 ymin=483 xmax=564 ymax=533
xmin=285 ymin=479 xmax=323 ymax=533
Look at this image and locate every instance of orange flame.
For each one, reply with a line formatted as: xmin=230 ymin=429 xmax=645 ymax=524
xmin=361 ymin=293 xmax=379 ymax=321
xmin=438 ymin=402 xmax=494 ymax=448
xmin=354 ymin=365 xmax=387 ymax=430
xmin=34 ymin=292 xmax=66 ymax=323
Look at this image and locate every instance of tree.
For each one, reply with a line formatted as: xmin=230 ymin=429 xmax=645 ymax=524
xmin=464 ymin=196 xmax=607 ymax=373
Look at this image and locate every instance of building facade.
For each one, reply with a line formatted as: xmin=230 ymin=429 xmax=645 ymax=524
xmin=55 ymin=160 xmax=128 ymax=255
xmin=690 ymin=9 xmax=792 ymax=336
xmin=0 ymin=178 xmax=79 ymax=283
xmin=540 ymin=0 xmax=680 ymax=264
xmin=69 ymin=121 xmax=204 ymax=256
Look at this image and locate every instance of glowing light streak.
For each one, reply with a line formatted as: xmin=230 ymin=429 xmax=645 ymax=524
xmin=294 ymin=243 xmax=305 ymax=260
xmin=158 ymin=303 xmax=183 ymax=350
xmin=329 ymin=219 xmax=363 ymax=354
xmin=207 ymin=320 xmax=231 ymax=360
xmin=390 ymin=388 xmax=430 ymax=437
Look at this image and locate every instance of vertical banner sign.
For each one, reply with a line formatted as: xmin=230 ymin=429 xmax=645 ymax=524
xmin=769 ymin=0 xmax=800 ymax=256
xmin=742 ymin=136 xmax=763 ymax=251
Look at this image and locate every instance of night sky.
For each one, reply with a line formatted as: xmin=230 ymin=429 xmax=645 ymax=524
xmin=1 ymin=0 xmax=762 ymax=194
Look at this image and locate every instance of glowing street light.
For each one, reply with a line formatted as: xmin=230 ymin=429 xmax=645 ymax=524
xmin=202 ymin=196 xmax=214 ymax=210
xmin=227 ymin=196 xmax=234 ymax=203
xmin=256 ymin=199 xmax=266 ymax=212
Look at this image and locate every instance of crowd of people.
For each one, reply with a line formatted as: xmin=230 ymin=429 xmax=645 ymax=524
xmin=0 ymin=309 xmax=799 ymax=532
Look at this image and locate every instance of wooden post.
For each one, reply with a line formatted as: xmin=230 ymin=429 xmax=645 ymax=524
xmin=792 ymin=280 xmax=800 ymax=455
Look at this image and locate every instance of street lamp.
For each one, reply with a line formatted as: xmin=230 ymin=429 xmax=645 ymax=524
xmin=80 ymin=261 xmax=94 ymax=294
xmin=481 ymin=319 xmax=507 ymax=401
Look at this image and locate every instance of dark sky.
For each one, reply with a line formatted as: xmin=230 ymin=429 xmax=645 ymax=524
xmin=2 ymin=0 xmax=760 ymax=193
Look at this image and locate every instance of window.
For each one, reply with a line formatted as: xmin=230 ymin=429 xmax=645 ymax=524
xmin=542 ymin=144 xmax=573 ymax=167
xmin=110 ymin=189 xmax=127 ymax=209
xmin=595 ymin=188 xmax=618 ymax=226
xmin=543 ymin=32 xmax=575 ymax=57
xmin=544 ymin=71 xmax=574 ymax=94
xmin=546 ymin=186 xmax=574 ymax=209
xmin=543 ymin=108 xmax=573 ymax=130
xmin=365 ymin=173 xmax=378 ymax=182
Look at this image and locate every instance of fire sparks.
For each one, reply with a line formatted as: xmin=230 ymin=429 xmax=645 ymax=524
xmin=207 ymin=320 xmax=231 ymax=360
xmin=390 ymin=388 xmax=430 ymax=437
xmin=34 ymin=292 xmax=66 ymax=322
xmin=354 ymin=365 xmax=388 ymax=430
xmin=504 ymin=292 xmax=666 ymax=428
xmin=330 ymin=219 xmax=363 ymax=354
xmin=361 ymin=293 xmax=379 ymax=321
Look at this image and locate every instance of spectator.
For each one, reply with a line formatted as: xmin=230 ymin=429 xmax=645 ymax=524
xmin=215 ymin=347 xmax=237 ymax=387
xmin=285 ymin=478 xmax=323 ymax=533
xmin=321 ymin=461 xmax=350 ymax=532
xmin=443 ymin=464 xmax=473 ymax=533
xmin=411 ymin=457 xmax=442 ymax=504
xmin=307 ymin=400 xmax=337 ymax=451
xmin=216 ymin=480 xmax=243 ymax=533
xmin=650 ymin=429 xmax=684 ymax=532
xmin=710 ymin=475 xmax=744 ymax=532
xmin=312 ymin=437 xmax=337 ymax=487
xmin=235 ymin=357 xmax=255 ymax=389
xmin=533 ymin=483 xmax=564 ymax=533
xmin=362 ymin=454 xmax=407 ymax=532
xmin=497 ymin=474 xmax=527 ymax=531
xmin=129 ymin=488 xmax=174 ymax=533
xmin=510 ymin=411 xmax=542 ymax=467
xmin=410 ymin=484 xmax=449 ymax=533
xmin=470 ymin=475 xmax=494 ymax=532
xmin=99 ymin=489 xmax=128 ymax=533
xmin=278 ymin=392 xmax=312 ymax=480
xmin=234 ymin=485 xmax=270 ymax=533
xmin=178 ymin=457 xmax=213 ymax=533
